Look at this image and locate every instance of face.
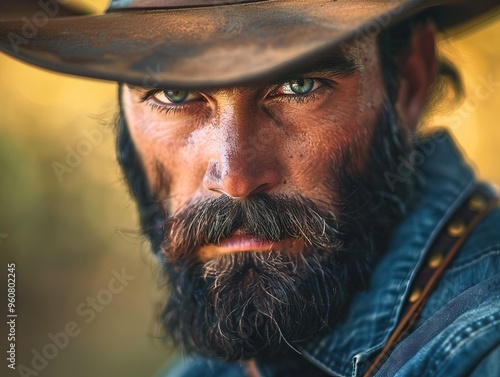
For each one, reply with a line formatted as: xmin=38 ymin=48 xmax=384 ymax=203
xmin=122 ymin=39 xmax=388 ymax=212
xmin=118 ymin=36 xmax=417 ymax=360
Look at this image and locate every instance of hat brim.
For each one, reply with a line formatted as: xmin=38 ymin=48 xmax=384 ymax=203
xmin=0 ymin=0 xmax=499 ymax=89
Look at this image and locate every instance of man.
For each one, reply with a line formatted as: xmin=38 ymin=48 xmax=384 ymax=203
xmin=1 ymin=1 xmax=499 ymax=376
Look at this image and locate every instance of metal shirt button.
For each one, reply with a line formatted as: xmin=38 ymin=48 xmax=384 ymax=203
xmin=428 ymin=252 xmax=444 ymax=269
xmin=468 ymin=194 xmax=487 ymax=212
xmin=408 ymin=287 xmax=422 ymax=304
xmin=447 ymin=220 xmax=466 ymax=238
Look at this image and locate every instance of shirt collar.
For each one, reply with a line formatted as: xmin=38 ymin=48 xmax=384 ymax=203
xmin=294 ymin=130 xmax=477 ymax=377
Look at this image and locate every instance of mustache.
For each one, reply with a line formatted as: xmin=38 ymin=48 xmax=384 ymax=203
xmin=160 ymin=194 xmax=346 ymax=262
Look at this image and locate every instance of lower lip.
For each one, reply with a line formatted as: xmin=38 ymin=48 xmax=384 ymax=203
xmin=198 ymin=235 xmax=304 ymax=261
xmin=218 ymin=235 xmax=275 ymax=252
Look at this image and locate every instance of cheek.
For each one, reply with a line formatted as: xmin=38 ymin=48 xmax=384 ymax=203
xmin=273 ymin=89 xmax=378 ymax=190
xmin=123 ymin=98 xmax=202 ymax=206
xmin=282 ymin=122 xmax=372 ymax=195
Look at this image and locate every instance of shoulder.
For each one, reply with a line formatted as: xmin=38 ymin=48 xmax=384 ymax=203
xmin=383 ymin=206 xmax=500 ymax=377
xmin=390 ymin=275 xmax=500 ymax=377
xmin=423 ymin=204 xmax=500 ymax=319
xmin=377 ymin=274 xmax=499 ymax=377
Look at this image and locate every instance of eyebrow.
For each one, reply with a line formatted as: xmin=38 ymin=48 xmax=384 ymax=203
xmin=125 ymin=51 xmax=358 ymax=94
xmin=275 ymin=52 xmax=358 ymax=82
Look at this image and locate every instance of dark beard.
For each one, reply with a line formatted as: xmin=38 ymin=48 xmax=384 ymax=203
xmin=115 ymin=94 xmax=418 ymax=361
xmin=160 ymin=194 xmax=367 ymax=362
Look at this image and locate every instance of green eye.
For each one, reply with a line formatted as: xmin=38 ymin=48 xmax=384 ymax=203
xmin=163 ymin=89 xmax=189 ymax=103
xmin=284 ymin=78 xmax=315 ymax=95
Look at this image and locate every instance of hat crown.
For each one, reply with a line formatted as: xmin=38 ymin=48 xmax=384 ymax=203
xmin=107 ymin=0 xmax=265 ymax=11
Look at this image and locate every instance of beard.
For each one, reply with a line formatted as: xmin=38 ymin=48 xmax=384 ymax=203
xmin=116 ymin=94 xmax=419 ymax=361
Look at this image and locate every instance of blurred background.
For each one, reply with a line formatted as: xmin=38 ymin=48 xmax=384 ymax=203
xmin=0 ymin=2 xmax=499 ymax=377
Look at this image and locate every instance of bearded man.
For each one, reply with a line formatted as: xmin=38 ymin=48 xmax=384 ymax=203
xmin=1 ymin=1 xmax=500 ymax=376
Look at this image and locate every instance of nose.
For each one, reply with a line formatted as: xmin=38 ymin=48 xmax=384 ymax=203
xmin=202 ymin=105 xmax=281 ymax=199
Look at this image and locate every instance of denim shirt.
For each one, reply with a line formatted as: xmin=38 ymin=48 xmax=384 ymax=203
xmin=159 ymin=130 xmax=500 ymax=377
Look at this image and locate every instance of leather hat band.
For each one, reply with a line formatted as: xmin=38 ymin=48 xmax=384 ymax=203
xmin=107 ymin=0 xmax=266 ymax=11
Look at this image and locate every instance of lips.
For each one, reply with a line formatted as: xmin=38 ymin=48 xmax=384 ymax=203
xmin=218 ymin=234 xmax=275 ymax=252
xmin=198 ymin=229 xmax=305 ymax=261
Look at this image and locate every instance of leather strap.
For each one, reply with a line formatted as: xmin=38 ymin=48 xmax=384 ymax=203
xmin=363 ymin=185 xmax=498 ymax=377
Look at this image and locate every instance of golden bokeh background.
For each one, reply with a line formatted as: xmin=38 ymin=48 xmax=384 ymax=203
xmin=0 ymin=2 xmax=499 ymax=377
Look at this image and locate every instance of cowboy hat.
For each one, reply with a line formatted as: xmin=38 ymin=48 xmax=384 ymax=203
xmin=0 ymin=0 xmax=499 ymax=89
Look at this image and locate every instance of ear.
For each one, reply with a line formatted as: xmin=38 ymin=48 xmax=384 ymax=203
xmin=395 ymin=21 xmax=440 ymax=131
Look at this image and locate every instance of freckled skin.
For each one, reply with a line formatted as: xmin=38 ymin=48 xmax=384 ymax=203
xmin=122 ymin=38 xmax=386 ymax=216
